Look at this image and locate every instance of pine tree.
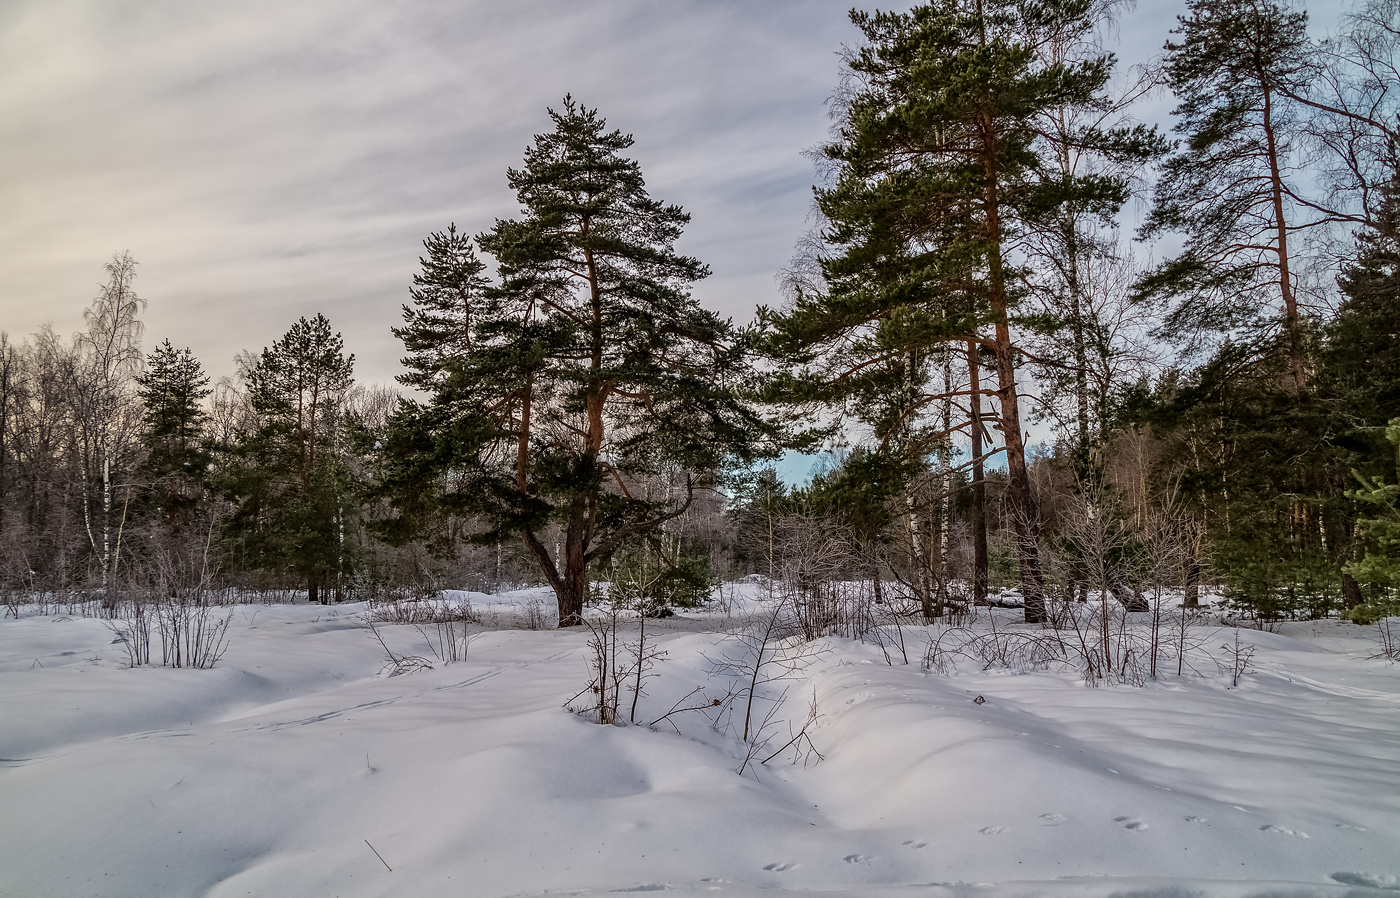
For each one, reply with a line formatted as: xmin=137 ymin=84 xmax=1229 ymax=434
xmin=1137 ymin=0 xmax=1314 ymax=391
xmin=762 ymin=0 xmax=1149 ymax=622
xmin=393 ymin=224 xmax=489 ymax=392
xmin=384 ymin=99 xmax=768 ymax=625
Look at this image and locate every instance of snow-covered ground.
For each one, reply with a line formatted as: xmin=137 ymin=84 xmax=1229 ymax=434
xmin=2 ymin=588 xmax=1398 ymax=897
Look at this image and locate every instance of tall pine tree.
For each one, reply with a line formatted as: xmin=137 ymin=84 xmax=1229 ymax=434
xmin=1137 ymin=0 xmax=1314 ymax=390
xmin=763 ymin=0 xmax=1150 ymax=622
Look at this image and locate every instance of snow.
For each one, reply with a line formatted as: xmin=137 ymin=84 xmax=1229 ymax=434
xmin=2 ymin=589 xmax=1398 ymax=897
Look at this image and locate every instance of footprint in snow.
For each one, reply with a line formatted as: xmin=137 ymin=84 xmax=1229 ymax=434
xmin=1334 ymin=823 xmax=1367 ymax=832
xmin=979 ymin=826 xmax=1008 ymax=835
xmin=903 ymin=840 xmax=928 ymax=849
xmin=844 ymin=854 xmax=872 ymax=864
xmin=1185 ymin=816 xmax=1210 ymax=824
xmin=1114 ymin=816 xmax=1148 ymax=831
xmin=763 ymin=863 xmax=795 ymax=872
xmin=1260 ymin=825 xmax=1310 ymax=838
xmin=1040 ymin=814 xmax=1067 ymax=825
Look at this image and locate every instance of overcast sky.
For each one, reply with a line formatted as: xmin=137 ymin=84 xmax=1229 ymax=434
xmin=1 ymin=0 xmax=1340 ymax=388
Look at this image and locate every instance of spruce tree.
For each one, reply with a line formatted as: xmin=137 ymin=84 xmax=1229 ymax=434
xmin=135 ymin=340 xmax=211 ymax=519
xmin=1345 ymin=420 xmax=1400 ymax=606
xmin=1322 ymin=173 xmax=1400 ymax=445
xmin=1146 ymin=345 xmax=1349 ymax=619
xmin=1319 ymin=170 xmax=1400 ymax=606
xmin=383 ymin=99 xmax=768 ymax=625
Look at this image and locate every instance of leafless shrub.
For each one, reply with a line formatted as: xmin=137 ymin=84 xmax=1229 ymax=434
xmin=579 ymin=602 xmax=624 ymax=724
xmin=416 ymin=618 xmax=479 ymax=664
xmin=772 ymin=515 xmax=860 ymax=638
xmin=1172 ymin=606 xmax=1215 ymax=676
xmin=520 ymin=598 xmax=551 ymax=630
xmin=921 ymin=624 xmax=958 ymax=675
xmin=624 ymin=607 xmax=667 ymax=724
xmin=155 ymin=601 xmax=233 ymax=669
xmin=761 ymin=514 xmax=916 ymax=661
xmin=712 ymin=580 xmax=742 ymax=616
xmin=960 ymin=617 xmax=1067 ymax=673
xmin=106 ymin=598 xmax=153 ymax=667
xmin=703 ymin=593 xmax=827 ymax=774
xmin=863 ymin=595 xmax=913 ymax=665
xmin=1220 ymin=629 xmax=1256 ymax=687
xmin=648 ymin=684 xmax=736 ymax=733
xmin=368 ymin=595 xmax=477 ymax=625
xmin=758 ymin=688 xmax=826 ymax=768
xmin=364 ymin=617 xmax=434 ymax=677
xmin=1374 ymin=618 xmax=1400 ymax=662
xmin=923 ymin=600 xmax=1217 ymax=685
xmin=571 ymin=596 xmax=666 ymax=725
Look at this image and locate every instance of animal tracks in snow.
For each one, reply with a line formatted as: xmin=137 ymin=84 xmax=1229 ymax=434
xmin=978 ymin=826 xmax=1008 ymax=835
xmin=843 ymin=854 xmax=872 ymax=864
xmin=762 ymin=862 xmax=795 ymax=872
xmin=1114 ymin=816 xmax=1148 ymax=831
xmin=1039 ymin=813 xmax=1067 ymax=825
xmin=902 ymin=840 xmax=928 ymax=849
xmin=1260 ymin=824 xmax=1310 ymax=838
xmin=1331 ymin=872 xmax=1400 ymax=889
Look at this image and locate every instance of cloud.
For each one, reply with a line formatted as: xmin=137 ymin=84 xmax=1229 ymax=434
xmin=12 ymin=0 xmax=1345 ymax=386
xmin=0 ymin=0 xmax=862 ymax=384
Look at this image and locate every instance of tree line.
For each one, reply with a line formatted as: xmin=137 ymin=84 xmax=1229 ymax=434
xmin=2 ymin=0 xmax=1397 ymax=627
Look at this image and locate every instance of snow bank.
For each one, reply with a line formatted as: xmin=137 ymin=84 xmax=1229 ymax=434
xmin=1 ymin=596 xmax=1397 ymax=897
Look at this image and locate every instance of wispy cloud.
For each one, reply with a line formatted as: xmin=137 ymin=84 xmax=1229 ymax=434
xmin=4 ymin=0 xmax=1268 ymax=385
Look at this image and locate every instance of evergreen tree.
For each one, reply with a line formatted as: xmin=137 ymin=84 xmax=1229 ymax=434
xmin=1136 ymin=0 xmax=1314 ymax=390
xmin=1319 ymin=169 xmax=1400 ymax=606
xmin=1340 ymin=410 xmax=1400 ymax=623
xmin=762 ymin=0 xmax=1150 ymax=622
xmin=803 ymin=448 xmax=910 ymax=609
xmin=1345 ymin=419 xmax=1400 ymax=608
xmin=223 ymin=315 xmax=357 ymax=603
xmin=383 ymin=99 xmax=768 ymax=625
xmin=1145 ymin=346 xmax=1350 ymax=619
xmin=1322 ymin=172 xmax=1400 ymax=446
xmin=135 ymin=340 xmax=211 ymax=519
xmin=393 ymin=224 xmax=490 ymax=392
xmin=728 ymin=466 xmax=792 ymax=587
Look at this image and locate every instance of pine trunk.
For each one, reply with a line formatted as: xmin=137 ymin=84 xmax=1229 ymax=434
xmin=981 ymin=128 xmax=1046 ymax=624
xmin=559 ymin=515 xmax=589 ymax=627
xmin=967 ymin=342 xmax=989 ymax=607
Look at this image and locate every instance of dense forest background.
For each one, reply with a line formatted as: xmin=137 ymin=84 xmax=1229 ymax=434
xmin=1 ymin=0 xmax=1397 ymax=627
